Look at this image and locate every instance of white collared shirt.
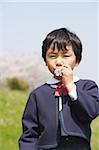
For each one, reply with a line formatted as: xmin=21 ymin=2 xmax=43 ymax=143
xmin=46 ymin=76 xmax=79 ymax=111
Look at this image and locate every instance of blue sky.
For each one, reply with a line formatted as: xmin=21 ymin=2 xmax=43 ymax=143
xmin=0 ymin=1 xmax=98 ymax=83
xmin=0 ymin=2 xmax=97 ymax=53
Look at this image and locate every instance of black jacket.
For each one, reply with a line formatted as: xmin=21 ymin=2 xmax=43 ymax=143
xmin=19 ymin=79 xmax=99 ymax=150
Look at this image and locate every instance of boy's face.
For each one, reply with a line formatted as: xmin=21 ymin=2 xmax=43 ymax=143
xmin=45 ymin=44 xmax=79 ymax=78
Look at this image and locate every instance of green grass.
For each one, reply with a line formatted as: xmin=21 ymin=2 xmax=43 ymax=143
xmin=0 ymin=88 xmax=28 ymax=150
xmin=91 ymin=117 xmax=99 ymax=150
xmin=0 ymin=88 xmax=99 ymax=150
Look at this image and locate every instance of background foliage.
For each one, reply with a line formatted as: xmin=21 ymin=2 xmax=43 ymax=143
xmin=6 ymin=77 xmax=29 ymax=91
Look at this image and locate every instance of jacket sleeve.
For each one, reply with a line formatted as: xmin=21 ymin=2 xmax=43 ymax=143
xmin=71 ymin=80 xmax=99 ymax=121
xmin=18 ymin=92 xmax=39 ymax=150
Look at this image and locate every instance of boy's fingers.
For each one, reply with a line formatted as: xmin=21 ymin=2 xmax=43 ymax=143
xmin=63 ymin=65 xmax=72 ymax=71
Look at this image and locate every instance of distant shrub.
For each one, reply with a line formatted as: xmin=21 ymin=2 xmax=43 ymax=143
xmin=6 ymin=77 xmax=29 ymax=91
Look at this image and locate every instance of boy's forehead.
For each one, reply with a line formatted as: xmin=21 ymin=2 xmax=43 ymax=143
xmin=47 ymin=43 xmax=73 ymax=53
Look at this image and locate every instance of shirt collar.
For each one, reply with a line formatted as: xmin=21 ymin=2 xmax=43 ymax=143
xmin=46 ymin=76 xmax=79 ymax=85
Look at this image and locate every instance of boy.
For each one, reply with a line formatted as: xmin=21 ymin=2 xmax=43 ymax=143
xmin=19 ymin=28 xmax=99 ymax=150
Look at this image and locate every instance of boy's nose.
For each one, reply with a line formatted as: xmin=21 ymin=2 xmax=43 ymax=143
xmin=56 ymin=58 xmax=63 ymax=66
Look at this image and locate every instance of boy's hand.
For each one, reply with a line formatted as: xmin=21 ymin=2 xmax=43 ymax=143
xmin=61 ymin=65 xmax=75 ymax=92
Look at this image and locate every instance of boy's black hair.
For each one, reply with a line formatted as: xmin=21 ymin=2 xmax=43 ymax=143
xmin=42 ymin=28 xmax=82 ymax=62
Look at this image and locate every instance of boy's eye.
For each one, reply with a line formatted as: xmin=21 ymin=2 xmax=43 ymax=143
xmin=49 ymin=55 xmax=56 ymax=58
xmin=64 ymin=55 xmax=70 ymax=57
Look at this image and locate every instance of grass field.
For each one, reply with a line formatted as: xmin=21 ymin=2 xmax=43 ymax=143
xmin=0 ymin=88 xmax=28 ymax=150
xmin=0 ymin=88 xmax=99 ymax=150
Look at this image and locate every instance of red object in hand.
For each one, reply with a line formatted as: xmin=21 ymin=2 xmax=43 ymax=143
xmin=55 ymin=82 xmax=68 ymax=96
